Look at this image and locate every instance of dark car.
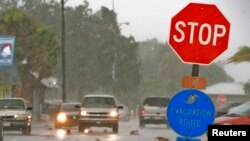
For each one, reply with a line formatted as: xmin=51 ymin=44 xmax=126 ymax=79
xmin=54 ymin=102 xmax=81 ymax=129
xmin=139 ymin=96 xmax=170 ymax=128
xmin=215 ymin=101 xmax=242 ymax=117
xmin=214 ymin=101 xmax=250 ymax=125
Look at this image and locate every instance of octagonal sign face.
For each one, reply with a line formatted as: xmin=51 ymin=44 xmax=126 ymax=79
xmin=168 ymin=3 xmax=230 ymax=65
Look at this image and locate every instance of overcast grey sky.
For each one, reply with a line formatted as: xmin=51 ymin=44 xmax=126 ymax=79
xmin=67 ymin=0 xmax=250 ymax=83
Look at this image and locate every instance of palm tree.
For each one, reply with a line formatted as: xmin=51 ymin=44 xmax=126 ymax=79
xmin=227 ymin=46 xmax=250 ymax=98
xmin=227 ymin=46 xmax=250 ymax=63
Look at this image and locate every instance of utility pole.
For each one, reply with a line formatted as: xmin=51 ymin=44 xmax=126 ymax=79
xmin=61 ymin=0 xmax=66 ymax=102
xmin=112 ymin=0 xmax=115 ymax=11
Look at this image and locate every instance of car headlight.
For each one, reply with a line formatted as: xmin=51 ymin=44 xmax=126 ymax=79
xmin=222 ymin=123 xmax=231 ymax=125
xmin=14 ymin=114 xmax=27 ymax=119
xmin=80 ymin=111 xmax=87 ymax=116
xmin=28 ymin=115 xmax=32 ymax=119
xmin=57 ymin=113 xmax=67 ymax=123
xmin=14 ymin=114 xmax=18 ymax=118
xmin=109 ymin=111 xmax=118 ymax=117
xmin=27 ymin=115 xmax=32 ymax=121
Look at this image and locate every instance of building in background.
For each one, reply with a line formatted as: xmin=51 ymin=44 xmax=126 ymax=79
xmin=0 ymin=64 xmax=21 ymax=98
xmin=203 ymin=82 xmax=246 ymax=108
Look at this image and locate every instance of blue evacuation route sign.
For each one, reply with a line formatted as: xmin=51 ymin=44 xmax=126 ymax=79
xmin=167 ymin=89 xmax=215 ymax=137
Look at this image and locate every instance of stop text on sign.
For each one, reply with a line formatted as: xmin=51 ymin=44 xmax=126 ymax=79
xmin=168 ymin=3 xmax=230 ymax=65
xmin=173 ymin=21 xmax=226 ymax=46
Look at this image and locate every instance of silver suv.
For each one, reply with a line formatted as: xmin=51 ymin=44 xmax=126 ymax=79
xmin=0 ymin=98 xmax=32 ymax=135
xmin=78 ymin=94 xmax=119 ymax=133
xmin=139 ymin=96 xmax=170 ymax=128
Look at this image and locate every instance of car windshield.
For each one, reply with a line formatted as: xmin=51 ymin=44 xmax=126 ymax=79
xmin=82 ymin=97 xmax=116 ymax=108
xmin=60 ymin=103 xmax=79 ymax=112
xmin=0 ymin=99 xmax=25 ymax=110
xmin=143 ymin=97 xmax=170 ymax=107
xmin=226 ymin=102 xmax=250 ymax=117
xmin=217 ymin=102 xmax=242 ymax=111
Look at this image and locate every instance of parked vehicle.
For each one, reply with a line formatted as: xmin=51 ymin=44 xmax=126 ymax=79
xmin=78 ymin=94 xmax=119 ymax=133
xmin=138 ymin=96 xmax=170 ymax=128
xmin=54 ymin=102 xmax=81 ymax=130
xmin=214 ymin=101 xmax=250 ymax=125
xmin=0 ymin=98 xmax=32 ymax=135
xmin=215 ymin=101 xmax=242 ymax=117
xmin=117 ymin=104 xmax=130 ymax=121
xmin=0 ymin=119 xmax=3 ymax=141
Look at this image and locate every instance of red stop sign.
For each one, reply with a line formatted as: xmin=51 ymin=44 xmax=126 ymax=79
xmin=169 ymin=3 xmax=230 ymax=65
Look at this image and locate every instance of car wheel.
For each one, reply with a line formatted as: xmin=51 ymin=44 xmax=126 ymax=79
xmin=112 ymin=123 xmax=118 ymax=133
xmin=54 ymin=121 xmax=58 ymax=129
xmin=66 ymin=129 xmax=71 ymax=135
xmin=139 ymin=119 xmax=145 ymax=128
xmin=78 ymin=124 xmax=85 ymax=133
xmin=22 ymin=126 xmax=31 ymax=135
xmin=166 ymin=121 xmax=171 ymax=129
xmin=0 ymin=121 xmax=3 ymax=141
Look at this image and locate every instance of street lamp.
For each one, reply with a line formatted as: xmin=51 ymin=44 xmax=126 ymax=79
xmin=21 ymin=58 xmax=28 ymax=65
xmin=41 ymin=77 xmax=59 ymax=88
xmin=118 ymin=22 xmax=130 ymax=26
xmin=118 ymin=22 xmax=130 ymax=33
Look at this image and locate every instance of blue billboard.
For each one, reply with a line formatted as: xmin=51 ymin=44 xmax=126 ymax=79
xmin=0 ymin=35 xmax=16 ymax=67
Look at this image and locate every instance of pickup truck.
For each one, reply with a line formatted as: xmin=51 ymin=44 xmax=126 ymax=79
xmin=78 ymin=94 xmax=120 ymax=133
xmin=0 ymin=98 xmax=32 ymax=135
xmin=138 ymin=96 xmax=170 ymax=128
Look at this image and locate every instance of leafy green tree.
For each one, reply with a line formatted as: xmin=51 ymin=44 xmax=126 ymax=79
xmin=20 ymin=1 xmax=141 ymax=104
xmin=65 ymin=6 xmax=141 ymax=103
xmin=244 ymin=80 xmax=250 ymax=96
xmin=112 ymin=35 xmax=141 ymax=103
xmin=0 ymin=8 xmax=58 ymax=102
xmin=138 ymin=39 xmax=233 ymax=98
xmin=0 ymin=0 xmax=19 ymax=9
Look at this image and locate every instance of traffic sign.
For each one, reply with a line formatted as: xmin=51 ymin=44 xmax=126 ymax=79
xmin=0 ymin=35 xmax=16 ymax=67
xmin=216 ymin=95 xmax=227 ymax=106
xmin=182 ymin=76 xmax=206 ymax=89
xmin=168 ymin=3 xmax=230 ymax=65
xmin=167 ymin=89 xmax=215 ymax=137
xmin=176 ymin=136 xmax=201 ymax=141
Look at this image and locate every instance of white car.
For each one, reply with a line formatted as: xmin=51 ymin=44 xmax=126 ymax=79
xmin=0 ymin=98 xmax=32 ymax=135
xmin=78 ymin=94 xmax=119 ymax=133
xmin=139 ymin=96 xmax=170 ymax=128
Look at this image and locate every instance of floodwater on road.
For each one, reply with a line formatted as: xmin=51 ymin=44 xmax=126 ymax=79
xmin=4 ymin=119 xmax=207 ymax=141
